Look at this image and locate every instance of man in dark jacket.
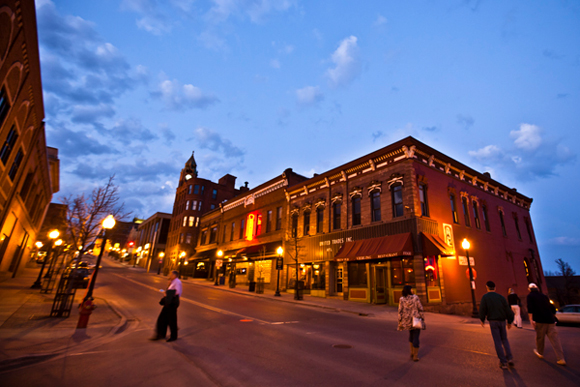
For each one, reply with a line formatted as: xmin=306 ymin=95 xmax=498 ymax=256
xmin=479 ymin=281 xmax=515 ymax=369
xmin=526 ymin=283 xmax=566 ymax=366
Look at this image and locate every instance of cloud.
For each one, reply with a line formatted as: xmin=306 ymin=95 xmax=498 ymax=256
xmin=469 ymin=123 xmax=576 ymax=180
xmin=270 ymin=59 xmax=281 ymax=68
xmin=456 ymin=114 xmax=475 ymax=130
xmin=556 ymin=93 xmax=569 ymax=99
xmin=422 ymin=126 xmax=438 ymax=132
xmin=510 ymin=123 xmax=542 ymax=151
xmin=159 ymin=124 xmax=176 ymax=144
xmin=373 ymin=15 xmax=387 ymax=27
xmin=207 ymin=0 xmax=296 ymax=24
xmin=121 ymin=0 xmax=195 ymax=35
xmin=372 ymin=131 xmax=384 ymax=142
xmin=548 ymin=237 xmax=580 ymax=246
xmin=296 ymin=86 xmax=324 ymax=106
xmin=326 ymin=36 xmax=361 ymax=88
xmin=193 ymin=127 xmax=245 ymax=158
xmin=154 ymin=78 xmax=219 ymax=110
xmin=37 ymin=0 xmax=145 ymax=122
xmin=47 ymin=124 xmax=119 ymax=159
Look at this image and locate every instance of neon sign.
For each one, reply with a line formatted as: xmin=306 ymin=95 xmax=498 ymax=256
xmin=246 ymin=214 xmax=255 ymax=241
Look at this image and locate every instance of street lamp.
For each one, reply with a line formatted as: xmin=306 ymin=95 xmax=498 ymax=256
xmin=31 ymin=229 xmax=59 ymax=289
xmin=215 ymin=250 xmax=223 ymax=285
xmin=275 ymin=246 xmax=283 ymax=297
xmin=157 ymin=252 xmax=165 ymax=275
xmin=462 ymin=238 xmax=479 ymax=318
xmin=179 ymin=251 xmax=186 ymax=276
xmin=83 ymin=215 xmax=116 ymax=302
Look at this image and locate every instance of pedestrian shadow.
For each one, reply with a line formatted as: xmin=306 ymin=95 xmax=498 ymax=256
xmin=502 ymin=368 xmax=527 ymax=387
xmin=381 ymin=361 xmax=414 ymax=383
xmin=543 ymin=362 xmax=580 ymax=383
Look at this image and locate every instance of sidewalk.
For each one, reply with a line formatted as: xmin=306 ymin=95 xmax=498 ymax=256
xmin=0 ymin=267 xmax=125 ymax=371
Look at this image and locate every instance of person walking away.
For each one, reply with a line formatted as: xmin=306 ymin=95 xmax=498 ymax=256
xmin=151 ymin=270 xmax=182 ymax=342
xmin=479 ymin=281 xmax=515 ymax=369
xmin=526 ymin=282 xmax=566 ymax=366
xmin=508 ymin=288 xmax=523 ymax=328
xmin=397 ymin=285 xmax=424 ymax=362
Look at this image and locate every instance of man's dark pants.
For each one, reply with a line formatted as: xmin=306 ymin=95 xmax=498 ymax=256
xmin=156 ymin=297 xmax=179 ymax=340
xmin=489 ymin=320 xmax=512 ymax=364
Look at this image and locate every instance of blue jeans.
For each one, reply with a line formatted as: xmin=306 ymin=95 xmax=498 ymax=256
xmin=489 ymin=321 xmax=512 ymax=363
xmin=409 ymin=329 xmax=420 ymax=348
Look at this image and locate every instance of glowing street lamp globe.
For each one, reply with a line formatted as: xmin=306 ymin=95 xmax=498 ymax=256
xmin=102 ymin=215 xmax=116 ymax=229
xmin=276 ymin=246 xmax=283 ymax=256
xmin=49 ymin=229 xmax=60 ymax=239
xmin=461 ymin=238 xmax=470 ymax=250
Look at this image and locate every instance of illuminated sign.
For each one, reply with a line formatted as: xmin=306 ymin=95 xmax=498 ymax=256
xmin=246 ymin=214 xmax=255 ymax=240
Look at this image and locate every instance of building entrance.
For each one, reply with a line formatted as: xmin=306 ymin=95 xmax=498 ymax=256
xmin=373 ymin=265 xmax=388 ymax=304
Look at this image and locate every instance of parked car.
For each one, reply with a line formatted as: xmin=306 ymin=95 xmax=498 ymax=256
xmin=556 ymin=304 xmax=580 ymax=325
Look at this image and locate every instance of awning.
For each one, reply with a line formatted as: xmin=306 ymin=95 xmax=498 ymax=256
xmin=421 ymin=233 xmax=455 ymax=257
xmin=222 ymin=241 xmax=283 ymax=260
xmin=334 ymin=233 xmax=414 ymax=262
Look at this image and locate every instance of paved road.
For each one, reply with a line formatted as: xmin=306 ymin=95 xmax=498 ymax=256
xmin=2 ymin=260 xmax=579 ymax=387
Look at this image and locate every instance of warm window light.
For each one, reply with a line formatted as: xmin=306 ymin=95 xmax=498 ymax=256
xmin=217 ymin=250 xmax=224 ymax=257
xmin=49 ymin=229 xmax=60 ymax=239
xmin=159 ymin=252 xmax=165 ymax=258
xmin=102 ymin=215 xmax=116 ymax=230
xmin=55 ymin=239 xmax=63 ymax=246
xmin=184 ymin=261 xmax=189 ymax=265
xmin=35 ymin=241 xmax=43 ymax=249
xmin=461 ymin=238 xmax=470 ymax=250
xmin=179 ymin=251 xmax=186 ymax=258
xmin=276 ymin=246 xmax=283 ymax=256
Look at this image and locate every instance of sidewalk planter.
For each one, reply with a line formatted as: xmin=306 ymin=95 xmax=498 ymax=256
xmin=249 ymin=281 xmax=256 ymax=292
xmin=256 ymin=278 xmax=264 ymax=294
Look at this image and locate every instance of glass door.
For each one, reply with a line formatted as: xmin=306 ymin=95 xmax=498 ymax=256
xmin=374 ymin=266 xmax=387 ymax=304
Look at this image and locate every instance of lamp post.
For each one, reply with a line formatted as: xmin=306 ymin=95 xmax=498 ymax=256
xmin=462 ymin=238 xmax=479 ymax=318
xmin=157 ymin=252 xmax=165 ymax=275
xmin=179 ymin=251 xmax=186 ymax=277
xmin=31 ymin=230 xmax=59 ymax=289
xmin=215 ymin=250 xmax=223 ymax=285
xmin=46 ymin=239 xmax=63 ymax=279
xmin=84 ymin=215 xmax=116 ymax=302
xmin=275 ymin=246 xmax=283 ymax=297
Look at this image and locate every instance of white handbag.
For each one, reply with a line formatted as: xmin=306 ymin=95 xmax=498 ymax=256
xmin=413 ymin=317 xmax=424 ymax=329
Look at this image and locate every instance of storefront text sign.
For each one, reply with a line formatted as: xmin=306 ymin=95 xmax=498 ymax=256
xmin=458 ymin=256 xmax=475 ymax=266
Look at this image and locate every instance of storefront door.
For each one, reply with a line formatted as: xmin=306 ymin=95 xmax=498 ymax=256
xmin=335 ymin=266 xmax=343 ymax=294
xmin=373 ymin=266 xmax=387 ymax=304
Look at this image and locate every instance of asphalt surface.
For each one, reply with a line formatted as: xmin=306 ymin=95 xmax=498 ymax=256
xmin=1 ymin=260 xmax=579 ymax=387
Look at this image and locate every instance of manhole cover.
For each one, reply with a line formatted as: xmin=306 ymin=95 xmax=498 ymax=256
xmin=333 ymin=344 xmax=352 ymax=349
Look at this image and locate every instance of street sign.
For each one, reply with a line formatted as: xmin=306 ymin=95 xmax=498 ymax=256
xmin=466 ymin=268 xmax=477 ymax=280
xmin=216 ymin=259 xmax=223 ymax=268
xmin=276 ymin=257 xmax=283 ymax=270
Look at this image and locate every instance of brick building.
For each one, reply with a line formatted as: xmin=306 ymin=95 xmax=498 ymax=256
xmin=194 ymin=168 xmax=308 ymax=288
xmin=135 ymin=212 xmax=171 ymax=272
xmin=284 ymin=136 xmax=542 ymax=313
xmin=165 ymin=152 xmax=241 ymax=268
xmin=0 ymin=0 xmax=59 ymax=276
xmin=193 ymin=136 xmax=544 ymax=314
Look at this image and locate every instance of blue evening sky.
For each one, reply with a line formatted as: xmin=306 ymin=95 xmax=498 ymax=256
xmin=35 ymin=0 xmax=580 ymax=273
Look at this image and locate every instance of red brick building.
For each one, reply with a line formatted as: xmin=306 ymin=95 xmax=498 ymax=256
xmin=165 ymin=152 xmax=241 ymax=268
xmin=193 ymin=136 xmax=543 ymax=314
xmin=0 ymin=0 xmax=59 ymax=276
xmin=284 ymin=136 xmax=542 ymax=313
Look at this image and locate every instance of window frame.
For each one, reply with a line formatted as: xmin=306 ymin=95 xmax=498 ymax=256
xmin=352 ymin=196 xmax=361 ymax=226
xmin=391 ymin=183 xmax=404 ymax=218
xmin=333 ymin=202 xmax=341 ymax=230
xmin=419 ymin=183 xmax=429 ymax=217
xmin=276 ymin=207 xmax=282 ymax=230
xmin=472 ymin=201 xmax=481 ymax=229
xmin=316 ymin=207 xmax=324 ymax=233
xmin=499 ymin=210 xmax=507 ymax=236
xmin=303 ymin=211 xmax=311 ymax=236
xmin=461 ymin=196 xmax=471 ymax=227
xmin=450 ymin=194 xmax=459 ymax=224
xmin=482 ymin=204 xmax=491 ymax=232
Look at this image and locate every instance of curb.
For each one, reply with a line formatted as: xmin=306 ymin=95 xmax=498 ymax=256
xmin=186 ymin=280 xmax=392 ymax=318
xmin=0 ymin=297 xmax=134 ymax=373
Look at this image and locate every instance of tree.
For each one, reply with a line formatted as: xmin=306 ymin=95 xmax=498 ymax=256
xmin=61 ymin=176 xmax=130 ymax=261
xmin=554 ymin=259 xmax=578 ymax=306
xmin=284 ymin=230 xmax=306 ymax=299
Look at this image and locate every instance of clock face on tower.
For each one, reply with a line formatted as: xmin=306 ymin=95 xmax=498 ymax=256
xmin=185 ymin=174 xmax=192 ymax=180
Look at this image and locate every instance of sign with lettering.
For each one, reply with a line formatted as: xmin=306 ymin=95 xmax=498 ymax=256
xmin=458 ymin=256 xmax=475 ymax=266
xmin=276 ymin=257 xmax=283 ymax=270
xmin=442 ymin=223 xmax=455 ymax=251
xmin=216 ymin=259 xmax=223 ymax=269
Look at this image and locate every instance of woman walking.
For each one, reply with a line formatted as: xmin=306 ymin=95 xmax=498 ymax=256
xmin=398 ymin=285 xmax=424 ymax=361
xmin=508 ymin=288 xmax=523 ymax=329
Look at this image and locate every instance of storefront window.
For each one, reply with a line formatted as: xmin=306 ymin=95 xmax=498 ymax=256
xmin=348 ymin=262 xmax=368 ymax=287
xmin=312 ymin=263 xmax=325 ymax=290
xmin=424 ymin=256 xmax=440 ymax=287
xmin=391 ymin=258 xmax=415 ymax=286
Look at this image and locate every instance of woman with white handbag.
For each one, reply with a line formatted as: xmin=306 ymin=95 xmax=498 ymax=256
xmin=397 ymin=285 xmax=425 ymax=361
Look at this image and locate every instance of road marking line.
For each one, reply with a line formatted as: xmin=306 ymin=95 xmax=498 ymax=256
xmin=111 ymin=273 xmax=272 ymax=325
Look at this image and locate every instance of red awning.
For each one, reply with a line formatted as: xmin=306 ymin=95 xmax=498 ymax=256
xmin=334 ymin=233 xmax=414 ymax=262
xmin=421 ymin=232 xmax=455 ymax=257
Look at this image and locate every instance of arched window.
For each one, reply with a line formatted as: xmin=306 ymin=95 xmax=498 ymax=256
xmin=316 ymin=207 xmax=324 ymax=233
xmin=303 ymin=211 xmax=311 ymax=235
xmin=391 ymin=183 xmax=404 ymax=218
xmin=291 ymin=214 xmax=298 ymax=237
xmin=352 ymin=197 xmax=361 ymax=226
xmin=333 ymin=202 xmax=341 ymax=230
